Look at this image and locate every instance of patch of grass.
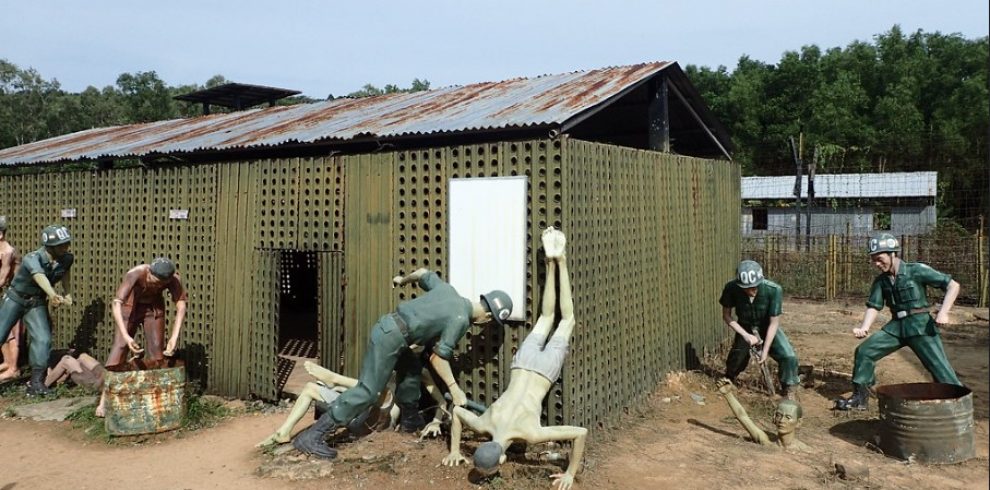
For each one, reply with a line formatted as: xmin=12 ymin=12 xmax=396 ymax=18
xmin=182 ymin=391 xmax=230 ymax=430
xmin=0 ymin=376 xmax=94 ymax=412
xmin=66 ymin=402 xmax=112 ymax=442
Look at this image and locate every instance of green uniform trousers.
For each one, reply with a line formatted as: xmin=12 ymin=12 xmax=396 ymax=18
xmin=328 ymin=314 xmax=423 ymax=425
xmin=0 ymin=293 xmax=52 ymax=370
xmin=725 ymin=329 xmax=800 ymax=387
xmin=852 ymin=320 xmax=961 ymax=387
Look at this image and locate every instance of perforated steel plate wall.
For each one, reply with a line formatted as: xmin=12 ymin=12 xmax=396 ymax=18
xmin=0 ymin=166 xmax=217 ymax=387
xmin=0 ymin=139 xmax=739 ymax=422
xmin=387 ymin=139 xmax=566 ymax=422
xmin=562 ymin=139 xmax=739 ymax=429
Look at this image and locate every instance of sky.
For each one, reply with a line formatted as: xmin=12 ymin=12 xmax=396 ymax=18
xmin=2 ymin=0 xmax=988 ymax=99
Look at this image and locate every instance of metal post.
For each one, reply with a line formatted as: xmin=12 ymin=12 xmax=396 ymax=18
xmin=789 ymin=136 xmax=803 ymax=251
xmin=806 ymin=146 xmax=817 ymax=251
xmin=648 ymin=75 xmax=670 ymax=152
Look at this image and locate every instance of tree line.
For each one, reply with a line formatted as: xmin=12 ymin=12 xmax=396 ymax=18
xmin=1 ymin=26 xmax=986 ymax=226
xmin=685 ymin=26 xmax=988 ymax=228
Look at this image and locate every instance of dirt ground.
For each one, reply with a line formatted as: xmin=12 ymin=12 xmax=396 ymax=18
xmin=1 ymin=299 xmax=987 ymax=490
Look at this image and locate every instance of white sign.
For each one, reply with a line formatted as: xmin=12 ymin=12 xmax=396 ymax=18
xmin=60 ymin=208 xmax=77 ymax=218
xmin=448 ymin=176 xmax=527 ymax=322
xmin=169 ymin=209 xmax=189 ymax=220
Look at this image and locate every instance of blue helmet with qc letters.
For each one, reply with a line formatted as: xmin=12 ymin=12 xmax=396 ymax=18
xmin=40 ymin=225 xmax=72 ymax=246
xmin=735 ymin=260 xmax=765 ymax=288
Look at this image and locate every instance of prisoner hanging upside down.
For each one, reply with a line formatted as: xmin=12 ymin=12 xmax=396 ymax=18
xmin=442 ymin=227 xmax=587 ymax=490
xmin=257 ymin=353 xmax=451 ymax=448
xmin=716 ymin=378 xmax=809 ymax=451
xmin=291 ymin=268 xmax=513 ymax=459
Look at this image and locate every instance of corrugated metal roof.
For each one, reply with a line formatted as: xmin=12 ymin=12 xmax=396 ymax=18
xmin=0 ymin=62 xmax=674 ymax=165
xmin=742 ymin=172 xmax=938 ymax=199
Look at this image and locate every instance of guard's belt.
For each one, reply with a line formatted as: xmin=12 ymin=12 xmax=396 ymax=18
xmin=4 ymin=288 xmax=46 ymax=308
xmin=894 ymin=307 xmax=930 ymax=319
xmin=390 ymin=312 xmax=413 ymax=345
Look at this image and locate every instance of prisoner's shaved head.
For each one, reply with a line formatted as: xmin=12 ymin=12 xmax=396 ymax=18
xmin=473 ymin=441 xmax=504 ymax=475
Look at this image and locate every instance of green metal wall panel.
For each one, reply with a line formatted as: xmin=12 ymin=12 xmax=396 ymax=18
xmin=561 ymin=139 xmax=739 ymax=429
xmin=319 ymin=252 xmax=345 ymax=373
xmin=342 ymin=153 xmax=394 ymax=377
xmin=249 ymin=249 xmax=279 ymax=399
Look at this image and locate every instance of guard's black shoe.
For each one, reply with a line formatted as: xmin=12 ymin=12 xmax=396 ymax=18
xmin=26 ymin=370 xmax=51 ymax=397
xmin=397 ymin=402 xmax=425 ymax=433
xmin=292 ymin=411 xmax=339 ymax=459
xmin=834 ymin=384 xmax=869 ymax=411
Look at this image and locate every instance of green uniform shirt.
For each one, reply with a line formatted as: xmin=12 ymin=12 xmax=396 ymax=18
xmin=395 ymin=271 xmax=472 ymax=360
xmin=719 ymin=279 xmax=783 ymax=335
xmin=9 ymin=247 xmax=74 ymax=298
xmin=867 ymin=261 xmax=951 ymax=338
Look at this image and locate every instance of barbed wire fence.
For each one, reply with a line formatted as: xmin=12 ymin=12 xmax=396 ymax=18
xmin=739 ymin=171 xmax=988 ymax=307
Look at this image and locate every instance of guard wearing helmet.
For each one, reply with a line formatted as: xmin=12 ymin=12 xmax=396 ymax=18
xmin=719 ymin=260 xmax=800 ymax=399
xmin=834 ymin=233 xmax=963 ymax=411
xmin=0 ymin=216 xmax=25 ymax=382
xmin=0 ymin=225 xmax=74 ymax=395
xmin=290 ymin=266 xmax=512 ymax=459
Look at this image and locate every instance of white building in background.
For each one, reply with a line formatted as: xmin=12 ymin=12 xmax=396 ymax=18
xmin=741 ymin=171 xmax=938 ymax=236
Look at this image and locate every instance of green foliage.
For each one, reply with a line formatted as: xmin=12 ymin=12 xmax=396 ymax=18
xmin=335 ymin=78 xmax=431 ymax=99
xmin=182 ymin=392 xmax=230 ymax=430
xmin=688 ymin=26 xmax=988 ymax=229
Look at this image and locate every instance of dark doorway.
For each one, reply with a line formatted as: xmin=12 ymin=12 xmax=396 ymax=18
xmin=276 ymin=251 xmax=320 ymax=396
xmin=278 ymin=251 xmax=319 ymax=353
xmin=752 ymin=208 xmax=768 ymax=231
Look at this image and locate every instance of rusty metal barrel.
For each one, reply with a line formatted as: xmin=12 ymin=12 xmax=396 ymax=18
xmin=104 ymin=358 xmax=186 ymax=436
xmin=876 ymin=382 xmax=974 ymax=464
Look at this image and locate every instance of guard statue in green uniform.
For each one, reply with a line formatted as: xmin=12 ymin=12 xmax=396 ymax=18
xmin=292 ymin=268 xmax=512 ymax=459
xmin=834 ymin=233 xmax=963 ymax=411
xmin=720 ymin=260 xmax=800 ymax=399
xmin=0 ymin=225 xmax=74 ymax=395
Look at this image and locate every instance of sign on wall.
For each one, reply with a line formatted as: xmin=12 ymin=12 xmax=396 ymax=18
xmin=448 ymin=176 xmax=527 ymax=322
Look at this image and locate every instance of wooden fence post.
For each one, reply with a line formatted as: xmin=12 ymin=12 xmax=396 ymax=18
xmin=979 ymin=217 xmax=988 ymax=308
xmin=826 ymin=234 xmax=835 ymax=300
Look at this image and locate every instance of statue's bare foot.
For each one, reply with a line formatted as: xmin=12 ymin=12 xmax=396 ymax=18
xmin=542 ymin=227 xmax=566 ymax=259
xmin=0 ymin=369 xmax=20 ymax=383
xmin=304 ymin=361 xmax=341 ymax=385
xmin=256 ymin=432 xmax=291 ymax=448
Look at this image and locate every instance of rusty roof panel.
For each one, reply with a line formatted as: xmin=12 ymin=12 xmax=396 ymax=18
xmin=0 ymin=62 xmax=674 ymax=165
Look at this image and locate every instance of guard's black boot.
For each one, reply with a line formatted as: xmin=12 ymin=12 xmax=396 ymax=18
xmin=26 ymin=369 xmax=51 ymax=397
xmin=834 ymin=383 xmax=869 ymax=411
xmin=292 ymin=411 xmax=339 ymax=459
xmin=397 ymin=402 xmax=425 ymax=433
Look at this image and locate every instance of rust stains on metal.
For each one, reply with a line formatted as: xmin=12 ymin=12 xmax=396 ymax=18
xmin=0 ymin=62 xmax=674 ymax=165
xmin=876 ymin=382 xmax=975 ymax=464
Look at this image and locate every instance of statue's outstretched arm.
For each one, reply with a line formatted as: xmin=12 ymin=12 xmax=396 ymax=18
xmin=716 ymin=379 xmax=771 ymax=445
xmin=524 ymin=425 xmax=588 ymax=490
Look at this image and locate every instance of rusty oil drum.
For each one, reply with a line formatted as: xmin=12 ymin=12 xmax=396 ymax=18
xmin=104 ymin=358 xmax=186 ymax=436
xmin=876 ymin=382 xmax=974 ymax=464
